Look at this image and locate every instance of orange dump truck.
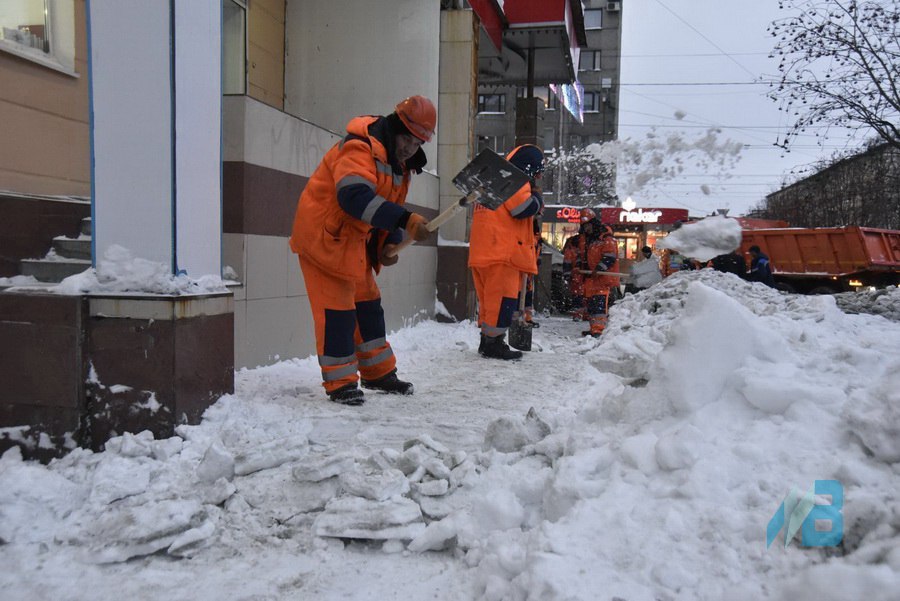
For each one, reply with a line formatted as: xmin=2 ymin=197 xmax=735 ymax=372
xmin=739 ymin=226 xmax=900 ymax=294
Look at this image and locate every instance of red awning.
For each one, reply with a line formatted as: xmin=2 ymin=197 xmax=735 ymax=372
xmin=473 ymin=0 xmax=585 ymax=86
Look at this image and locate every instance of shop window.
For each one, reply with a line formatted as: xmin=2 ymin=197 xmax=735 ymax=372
xmin=0 ymin=0 xmax=76 ymax=75
xmin=478 ymin=93 xmax=506 ymax=113
xmin=223 ymin=0 xmax=247 ymax=94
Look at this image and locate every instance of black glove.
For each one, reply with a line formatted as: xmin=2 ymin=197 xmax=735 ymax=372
xmin=379 ymin=244 xmax=399 ymax=266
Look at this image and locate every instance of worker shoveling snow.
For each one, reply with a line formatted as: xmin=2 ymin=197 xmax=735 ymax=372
xmin=657 ymin=215 xmax=743 ymax=261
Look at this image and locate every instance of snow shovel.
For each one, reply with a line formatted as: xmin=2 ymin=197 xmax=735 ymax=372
xmin=578 ymin=269 xmax=630 ymax=279
xmin=509 ymin=273 xmax=532 ymax=352
xmin=451 ymin=148 xmax=530 ymax=209
xmin=383 ymin=150 xmax=530 ymax=258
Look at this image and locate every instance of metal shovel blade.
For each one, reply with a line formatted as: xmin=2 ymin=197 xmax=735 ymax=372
xmin=508 ymin=274 xmax=532 ymax=352
xmin=508 ymin=318 xmax=532 ymax=352
xmin=452 ymin=149 xmax=531 ymax=210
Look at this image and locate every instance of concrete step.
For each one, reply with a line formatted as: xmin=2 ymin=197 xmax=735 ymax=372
xmin=52 ymin=235 xmax=92 ymax=260
xmin=20 ymin=258 xmax=92 ymax=283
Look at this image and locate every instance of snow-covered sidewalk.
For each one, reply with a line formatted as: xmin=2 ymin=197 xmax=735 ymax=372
xmin=2 ymin=272 xmax=899 ymax=600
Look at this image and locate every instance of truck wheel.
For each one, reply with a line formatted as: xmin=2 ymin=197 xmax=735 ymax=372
xmin=775 ymin=282 xmax=796 ymax=294
xmin=809 ymin=286 xmax=836 ymax=295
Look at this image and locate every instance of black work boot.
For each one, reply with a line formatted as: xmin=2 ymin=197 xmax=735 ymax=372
xmin=479 ymin=334 xmax=523 ymax=360
xmin=328 ymin=383 xmax=365 ymax=406
xmin=361 ymin=369 xmax=414 ymax=395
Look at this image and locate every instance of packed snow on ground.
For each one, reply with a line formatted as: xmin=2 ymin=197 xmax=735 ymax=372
xmin=2 ymin=271 xmax=899 ymax=601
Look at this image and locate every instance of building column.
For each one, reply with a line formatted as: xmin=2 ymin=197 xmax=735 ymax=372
xmin=88 ymin=0 xmax=222 ymax=276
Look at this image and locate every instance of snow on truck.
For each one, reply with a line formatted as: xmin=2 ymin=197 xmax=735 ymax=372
xmin=738 ymin=226 xmax=900 ymax=294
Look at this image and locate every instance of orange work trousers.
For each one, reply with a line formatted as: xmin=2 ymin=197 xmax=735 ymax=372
xmin=584 ymin=275 xmax=611 ymax=335
xmin=298 ymin=255 xmax=396 ymax=394
xmin=471 ymin=263 xmax=522 ymax=337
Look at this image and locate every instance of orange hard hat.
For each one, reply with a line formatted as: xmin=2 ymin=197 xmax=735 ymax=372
xmin=579 ymin=208 xmax=597 ymax=223
xmin=395 ymin=95 xmax=436 ymax=143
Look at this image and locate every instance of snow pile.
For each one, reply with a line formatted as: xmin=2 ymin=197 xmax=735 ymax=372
xmin=1 ymin=271 xmax=899 ymax=600
xmin=834 ymin=286 xmax=900 ymax=322
xmin=50 ymin=244 xmax=228 ymax=295
xmin=657 ymin=215 xmax=743 ymax=261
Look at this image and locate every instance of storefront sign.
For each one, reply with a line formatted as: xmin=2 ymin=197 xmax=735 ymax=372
xmin=600 ymin=207 xmax=688 ymax=225
xmin=543 ymin=205 xmax=689 ymax=225
xmin=555 ymin=206 xmax=582 ymax=223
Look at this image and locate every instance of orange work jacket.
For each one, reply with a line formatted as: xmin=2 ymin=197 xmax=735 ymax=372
xmin=584 ymin=235 xmax=620 ymax=295
xmin=289 ymin=116 xmax=411 ymax=281
xmin=467 ymin=182 xmax=539 ymax=274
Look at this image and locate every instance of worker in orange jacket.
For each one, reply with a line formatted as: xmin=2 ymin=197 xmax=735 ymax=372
xmin=562 ymin=223 xmax=587 ymax=320
xmin=289 ymin=96 xmax=435 ymax=405
xmin=468 ymin=144 xmax=544 ymax=360
xmin=580 ymin=210 xmax=619 ymax=337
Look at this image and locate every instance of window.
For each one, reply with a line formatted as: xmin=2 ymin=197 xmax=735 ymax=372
xmin=478 ymin=94 xmax=506 ymax=113
xmin=584 ymin=8 xmax=603 ymax=30
xmin=583 ymin=92 xmax=600 ymax=112
xmin=517 ymin=86 xmax=558 ymax=110
xmin=579 ymin=50 xmax=601 ymax=71
xmin=477 ymin=135 xmax=504 ymax=153
xmin=223 ymin=0 xmax=247 ymax=94
xmin=0 ymin=0 xmax=76 ymax=76
xmin=543 ymin=128 xmax=556 ymax=149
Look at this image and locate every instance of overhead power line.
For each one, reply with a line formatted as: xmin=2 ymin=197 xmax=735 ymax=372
xmin=652 ymin=0 xmax=759 ymax=79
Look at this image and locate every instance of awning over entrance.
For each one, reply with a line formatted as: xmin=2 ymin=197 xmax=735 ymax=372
xmin=470 ymin=0 xmax=585 ymax=87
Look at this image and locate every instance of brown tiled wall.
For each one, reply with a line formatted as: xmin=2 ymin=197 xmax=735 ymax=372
xmin=223 ymin=160 xmax=440 ymax=243
xmin=223 ymin=161 xmax=306 ymax=237
xmin=86 ymin=311 xmax=234 ymax=450
xmin=436 ymin=246 xmax=475 ymax=321
xmin=0 ymin=293 xmax=88 ymax=461
xmin=0 ymin=291 xmax=234 ymax=459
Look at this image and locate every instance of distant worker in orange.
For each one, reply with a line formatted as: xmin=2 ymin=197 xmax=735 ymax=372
xmin=468 ymin=144 xmax=545 ymax=360
xmin=562 ymin=222 xmax=587 ymax=320
xmin=580 ymin=210 xmax=620 ymax=337
xmin=289 ymin=96 xmax=435 ymax=405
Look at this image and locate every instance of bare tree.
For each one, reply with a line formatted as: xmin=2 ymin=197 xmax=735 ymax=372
xmin=768 ymin=0 xmax=900 ymax=151
xmin=752 ymin=141 xmax=900 ymax=228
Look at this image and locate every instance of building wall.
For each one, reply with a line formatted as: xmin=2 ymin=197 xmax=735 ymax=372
xmin=577 ymin=0 xmax=622 ymax=145
xmin=0 ymin=0 xmax=89 ymax=196
xmin=222 ymin=96 xmax=439 ymax=369
xmin=283 ymin=0 xmax=441 ymax=141
xmin=437 ymin=9 xmax=478 ymax=320
xmin=248 ymin=0 xmax=284 ymax=110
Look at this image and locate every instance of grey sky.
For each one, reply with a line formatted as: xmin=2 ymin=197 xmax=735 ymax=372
xmin=618 ymin=0 xmax=868 ymax=217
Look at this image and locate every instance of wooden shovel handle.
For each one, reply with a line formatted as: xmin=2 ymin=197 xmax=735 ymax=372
xmin=578 ymin=269 xmax=629 ymax=277
xmin=383 ymin=190 xmax=479 ymax=259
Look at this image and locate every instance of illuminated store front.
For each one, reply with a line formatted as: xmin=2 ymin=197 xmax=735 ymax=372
xmin=541 ymin=201 xmax=690 ymax=269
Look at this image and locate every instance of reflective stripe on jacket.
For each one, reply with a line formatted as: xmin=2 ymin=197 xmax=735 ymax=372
xmin=289 ymin=116 xmax=411 ymax=281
